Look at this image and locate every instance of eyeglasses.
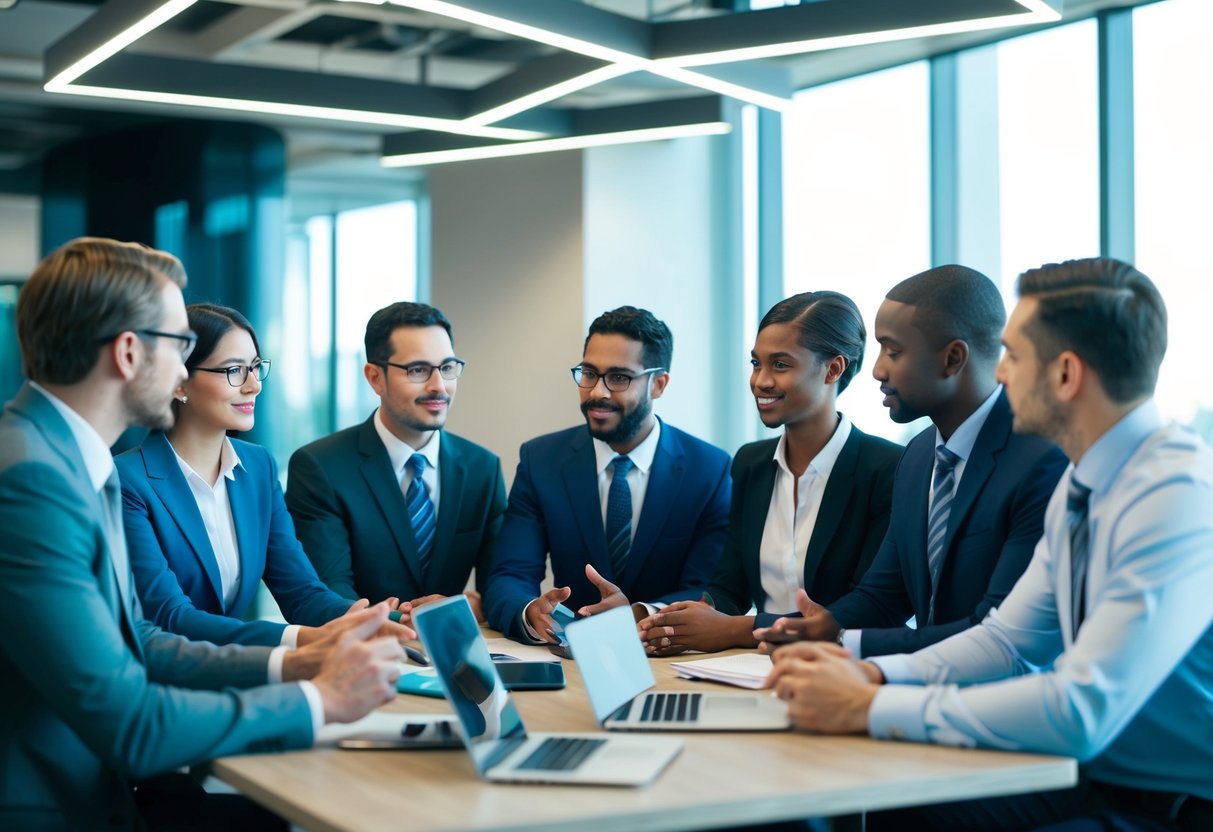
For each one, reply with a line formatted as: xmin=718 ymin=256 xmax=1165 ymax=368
xmin=571 ymin=366 xmax=665 ymax=392
xmin=195 ymin=359 xmax=272 ymax=387
xmin=98 ymin=329 xmax=198 ymax=360
xmin=378 ymin=359 xmax=466 ymax=383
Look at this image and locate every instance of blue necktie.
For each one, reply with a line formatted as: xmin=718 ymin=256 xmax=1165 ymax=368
xmin=405 ymin=454 xmax=436 ymax=580
xmin=1067 ymin=477 xmax=1092 ymax=638
xmin=605 ymin=456 xmax=634 ymax=580
xmin=926 ymin=446 xmax=961 ymax=624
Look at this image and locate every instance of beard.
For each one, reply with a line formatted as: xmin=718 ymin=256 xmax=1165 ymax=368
xmin=124 ymin=361 xmax=176 ymax=432
xmin=581 ymin=393 xmax=652 ymax=446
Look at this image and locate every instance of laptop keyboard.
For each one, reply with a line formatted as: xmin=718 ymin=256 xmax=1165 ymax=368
xmin=515 ymin=737 xmax=607 ymax=771
xmin=639 ymin=692 xmax=701 ymax=723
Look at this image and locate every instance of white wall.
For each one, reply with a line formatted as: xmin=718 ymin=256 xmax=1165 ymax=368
xmin=0 ymin=195 xmax=40 ymax=280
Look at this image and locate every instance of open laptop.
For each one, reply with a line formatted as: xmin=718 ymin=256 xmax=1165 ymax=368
xmin=412 ymin=595 xmax=682 ymax=787
xmin=564 ymin=606 xmax=790 ymax=731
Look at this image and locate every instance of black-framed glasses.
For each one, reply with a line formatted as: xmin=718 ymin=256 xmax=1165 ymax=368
xmin=571 ymin=366 xmax=665 ymax=392
xmin=379 ymin=359 xmax=466 ymax=383
xmin=195 ymin=359 xmax=271 ymax=387
xmin=98 ymin=328 xmax=199 ymax=361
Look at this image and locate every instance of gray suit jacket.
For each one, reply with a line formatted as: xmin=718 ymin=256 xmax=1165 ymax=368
xmin=0 ymin=384 xmax=314 ymax=832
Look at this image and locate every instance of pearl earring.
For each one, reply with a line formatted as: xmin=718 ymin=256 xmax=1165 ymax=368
xmin=179 ymin=395 xmax=189 ymax=404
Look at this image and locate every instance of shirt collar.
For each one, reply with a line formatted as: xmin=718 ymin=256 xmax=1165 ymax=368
xmin=1073 ymin=399 xmax=1164 ymax=496
xmin=30 ymin=381 xmax=114 ymax=492
xmin=935 ymin=385 xmax=1003 ymax=462
xmin=772 ymin=412 xmax=853 ymax=479
xmin=172 ymin=436 xmax=244 ymax=486
xmin=374 ymin=407 xmax=441 ymax=476
xmin=593 ymin=417 xmax=662 ymax=476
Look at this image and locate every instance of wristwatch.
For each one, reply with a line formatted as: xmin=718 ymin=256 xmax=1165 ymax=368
xmin=836 ymin=627 xmax=846 ymax=646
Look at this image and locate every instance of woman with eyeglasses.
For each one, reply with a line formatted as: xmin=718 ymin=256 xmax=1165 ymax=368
xmin=116 ymin=303 xmax=367 ymax=651
xmin=637 ymin=291 xmax=903 ymax=655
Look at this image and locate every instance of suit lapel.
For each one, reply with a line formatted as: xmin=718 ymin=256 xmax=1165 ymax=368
xmin=357 ymin=418 xmax=424 ymax=588
xmin=944 ymin=392 xmax=1012 ymax=552
xmin=627 ymin=425 xmax=682 ymax=589
xmin=739 ymin=446 xmax=777 ymax=596
xmin=226 ymin=462 xmax=262 ymax=615
xmin=902 ymin=435 xmax=936 ymax=616
xmin=802 ymin=429 xmax=861 ymax=588
xmin=560 ymin=431 xmax=610 ymax=577
xmin=432 ymin=436 xmax=465 ymax=586
xmin=141 ymin=432 xmax=227 ymax=610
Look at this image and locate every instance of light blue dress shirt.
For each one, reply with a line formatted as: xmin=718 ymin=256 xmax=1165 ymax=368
xmin=869 ymin=400 xmax=1213 ymax=800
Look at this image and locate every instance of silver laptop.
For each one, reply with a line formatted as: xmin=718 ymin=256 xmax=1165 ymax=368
xmin=412 ymin=595 xmax=682 ymax=787
xmin=564 ymin=606 xmax=790 ymax=732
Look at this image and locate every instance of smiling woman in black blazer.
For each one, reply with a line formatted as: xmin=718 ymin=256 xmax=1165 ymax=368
xmin=638 ymin=292 xmax=901 ymax=655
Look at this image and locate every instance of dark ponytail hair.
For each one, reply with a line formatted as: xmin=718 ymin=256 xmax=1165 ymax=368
xmin=757 ymin=291 xmax=865 ymax=393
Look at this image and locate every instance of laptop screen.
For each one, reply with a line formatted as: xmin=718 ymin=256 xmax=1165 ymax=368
xmin=564 ymin=606 xmax=655 ymax=723
xmin=413 ymin=596 xmax=527 ymax=774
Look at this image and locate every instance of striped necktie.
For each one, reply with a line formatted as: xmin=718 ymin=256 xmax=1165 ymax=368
xmin=1067 ymin=477 xmax=1092 ymax=638
xmin=926 ymin=445 xmax=961 ymax=624
xmin=404 ymin=454 xmax=436 ymax=581
xmin=605 ymin=456 xmax=634 ymax=580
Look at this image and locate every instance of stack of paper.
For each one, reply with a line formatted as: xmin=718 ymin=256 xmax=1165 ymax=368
xmin=670 ymin=653 xmax=773 ymax=689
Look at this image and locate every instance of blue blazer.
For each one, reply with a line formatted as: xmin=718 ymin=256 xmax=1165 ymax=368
xmin=286 ymin=416 xmax=507 ymax=603
xmin=117 ymin=431 xmax=352 ymax=647
xmin=827 ymin=390 xmax=1068 ymax=657
xmin=486 ymin=420 xmax=732 ymax=641
xmin=709 ymin=425 xmax=902 ymax=629
xmin=0 ymin=385 xmax=312 ymax=830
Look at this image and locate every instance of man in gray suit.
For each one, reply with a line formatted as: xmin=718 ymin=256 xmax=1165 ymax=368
xmin=0 ymin=238 xmax=406 ymax=831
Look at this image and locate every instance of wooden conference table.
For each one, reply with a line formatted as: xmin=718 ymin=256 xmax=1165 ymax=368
xmin=212 ymin=636 xmax=1076 ymax=832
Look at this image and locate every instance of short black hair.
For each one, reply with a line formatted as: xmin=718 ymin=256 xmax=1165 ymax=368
xmin=758 ymin=291 xmax=865 ymax=393
xmin=1016 ymin=258 xmax=1166 ymax=404
xmin=364 ymin=302 xmax=453 ymax=364
xmin=584 ymin=306 xmax=673 ymax=372
xmin=185 ymin=303 xmax=260 ymax=374
xmin=886 ymin=265 xmax=1006 ymax=364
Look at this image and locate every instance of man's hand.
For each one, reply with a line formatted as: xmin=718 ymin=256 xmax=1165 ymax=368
xmin=766 ymin=641 xmax=880 ymax=734
xmin=524 ymin=585 xmax=573 ymax=644
xmin=576 ymin=564 xmax=631 ymax=617
xmin=297 ymin=598 xmax=415 ymax=647
xmin=637 ymin=601 xmax=755 ymax=656
xmin=463 ymin=590 xmax=485 ymax=623
xmin=309 ymin=605 xmax=404 ymax=724
xmin=753 ymin=589 xmax=841 ymax=653
xmin=283 ymin=602 xmax=415 ymax=681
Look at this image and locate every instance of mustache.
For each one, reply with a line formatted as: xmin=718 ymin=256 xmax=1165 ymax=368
xmin=581 ymin=399 xmax=620 ymax=415
xmin=415 ymin=395 xmax=451 ymax=405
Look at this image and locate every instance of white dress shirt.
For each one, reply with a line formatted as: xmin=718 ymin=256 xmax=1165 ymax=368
xmin=842 ymin=385 xmax=1002 ymax=653
xmin=374 ymin=407 xmax=442 ymax=516
xmin=759 ymin=414 xmax=852 ymax=614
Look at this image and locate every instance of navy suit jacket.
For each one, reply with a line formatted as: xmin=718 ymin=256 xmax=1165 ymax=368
xmin=486 ymin=420 xmax=731 ymax=641
xmin=285 ymin=416 xmax=507 ymax=603
xmin=0 ymin=385 xmax=312 ymax=831
xmin=117 ymin=431 xmax=351 ymax=647
xmin=709 ymin=425 xmax=902 ymax=629
xmin=828 ymin=390 xmax=1068 ymax=657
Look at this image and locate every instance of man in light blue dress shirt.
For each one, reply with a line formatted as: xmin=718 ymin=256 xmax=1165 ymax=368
xmin=767 ymin=258 xmax=1213 ymax=831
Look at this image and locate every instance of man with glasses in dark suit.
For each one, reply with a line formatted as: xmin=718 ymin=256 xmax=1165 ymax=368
xmin=486 ymin=305 xmax=731 ymax=644
xmin=288 ymin=302 xmax=507 ymax=623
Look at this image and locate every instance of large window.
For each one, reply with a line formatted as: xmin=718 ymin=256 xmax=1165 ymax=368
xmin=782 ymin=62 xmax=931 ymax=442
xmin=1133 ymin=0 xmax=1213 ymax=438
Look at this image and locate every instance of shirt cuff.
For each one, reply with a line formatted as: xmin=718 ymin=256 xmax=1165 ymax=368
xmin=280 ymin=625 xmax=301 ymax=649
xmin=870 ymin=653 xmax=917 ymax=684
xmin=297 ymin=680 xmax=326 ymax=743
xmin=519 ymin=600 xmax=546 ymax=644
xmin=636 ymin=602 xmax=659 ymax=616
xmin=868 ymin=684 xmax=931 ymax=743
xmin=267 ymin=645 xmax=289 ymax=684
xmin=841 ymin=628 xmax=863 ymax=655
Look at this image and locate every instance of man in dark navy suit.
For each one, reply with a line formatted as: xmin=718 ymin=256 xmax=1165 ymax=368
xmin=287 ymin=302 xmax=506 ymax=622
xmin=757 ymin=266 xmax=1067 ymax=658
xmin=486 ymin=306 xmax=731 ymax=644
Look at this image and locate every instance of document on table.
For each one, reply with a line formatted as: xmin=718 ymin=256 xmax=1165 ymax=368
xmin=671 ymin=653 xmax=773 ymax=689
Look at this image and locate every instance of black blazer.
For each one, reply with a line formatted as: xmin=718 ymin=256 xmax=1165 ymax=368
xmin=708 ymin=424 xmax=902 ymax=629
xmin=285 ymin=415 xmax=507 ymax=602
xmin=828 ymin=390 xmax=1068 ymax=657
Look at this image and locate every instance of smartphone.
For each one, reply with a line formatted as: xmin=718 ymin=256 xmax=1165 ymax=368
xmin=494 ymin=660 xmax=566 ymax=691
xmin=337 ymin=718 xmax=462 ymax=750
xmin=544 ymin=603 xmax=582 ymax=658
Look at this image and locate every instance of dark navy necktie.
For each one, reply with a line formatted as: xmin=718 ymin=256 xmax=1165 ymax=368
xmin=605 ymin=456 xmax=634 ymax=579
xmin=405 ymin=454 xmax=436 ymax=580
xmin=926 ymin=445 xmax=961 ymax=624
xmin=1067 ymin=477 xmax=1092 ymax=638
